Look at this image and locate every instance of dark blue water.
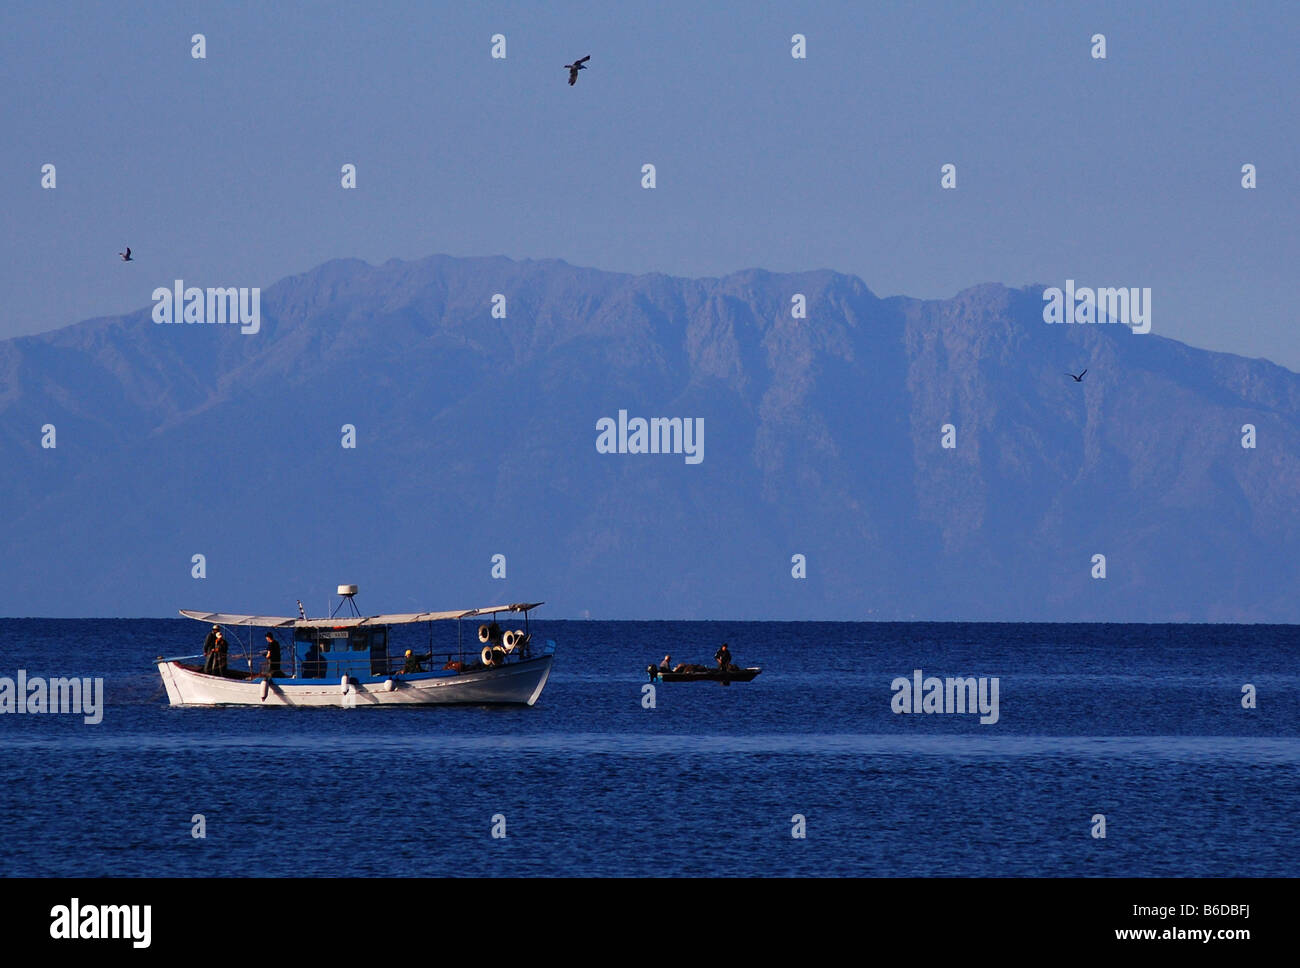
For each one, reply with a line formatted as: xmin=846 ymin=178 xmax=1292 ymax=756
xmin=1 ymin=620 xmax=1296 ymax=876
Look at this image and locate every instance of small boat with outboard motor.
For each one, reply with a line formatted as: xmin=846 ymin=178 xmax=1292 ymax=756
xmin=155 ymin=585 xmax=555 ymax=707
xmin=646 ymin=645 xmax=761 ymax=685
xmin=651 ymin=665 xmax=762 ymax=683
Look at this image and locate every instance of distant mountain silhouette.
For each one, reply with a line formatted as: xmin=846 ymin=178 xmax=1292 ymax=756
xmin=2 ymin=254 xmax=1298 ymax=620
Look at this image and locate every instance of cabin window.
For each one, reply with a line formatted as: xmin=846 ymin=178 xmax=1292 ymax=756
xmin=368 ymin=629 xmax=388 ymax=675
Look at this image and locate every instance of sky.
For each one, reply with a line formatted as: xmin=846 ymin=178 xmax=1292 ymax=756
xmin=2 ymin=0 xmax=1298 ymax=368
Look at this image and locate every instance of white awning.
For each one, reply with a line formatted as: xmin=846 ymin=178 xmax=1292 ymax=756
xmin=179 ymin=610 xmax=298 ymax=627
xmin=179 ymin=602 xmax=543 ymax=628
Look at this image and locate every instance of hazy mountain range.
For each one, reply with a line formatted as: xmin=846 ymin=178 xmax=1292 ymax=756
xmin=2 ymin=254 xmax=1297 ymax=621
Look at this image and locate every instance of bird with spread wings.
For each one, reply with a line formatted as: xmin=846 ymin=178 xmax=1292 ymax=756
xmin=565 ymin=55 xmax=590 ymax=86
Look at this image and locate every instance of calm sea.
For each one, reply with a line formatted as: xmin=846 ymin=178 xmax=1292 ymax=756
xmin=1 ymin=619 xmax=1296 ymax=876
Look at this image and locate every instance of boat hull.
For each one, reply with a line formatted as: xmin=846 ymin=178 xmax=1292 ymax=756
xmin=656 ymin=667 xmax=761 ymax=683
xmin=156 ymin=654 xmax=553 ymax=708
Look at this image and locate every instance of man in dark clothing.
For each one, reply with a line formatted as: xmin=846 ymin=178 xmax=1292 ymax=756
xmin=203 ymin=625 xmax=220 ymax=673
xmin=714 ymin=643 xmax=734 ymax=671
xmin=302 ymin=642 xmax=326 ymax=679
xmin=263 ymin=632 xmax=282 ymax=677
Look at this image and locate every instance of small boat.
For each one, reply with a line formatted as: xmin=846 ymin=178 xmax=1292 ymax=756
xmin=156 ymin=586 xmax=555 ymax=707
xmin=647 ymin=664 xmax=762 ymax=683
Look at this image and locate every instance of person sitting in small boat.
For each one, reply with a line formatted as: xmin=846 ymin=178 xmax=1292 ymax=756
xmin=714 ymin=643 xmax=735 ymax=671
xmin=263 ymin=631 xmax=282 ymax=677
xmin=659 ymin=655 xmax=672 ymax=672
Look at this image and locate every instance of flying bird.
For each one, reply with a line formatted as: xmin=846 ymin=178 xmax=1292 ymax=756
xmin=118 ymin=247 xmax=132 ymax=262
xmin=1068 ymin=369 xmax=1087 ymax=382
xmin=565 ymin=55 xmax=590 ymax=86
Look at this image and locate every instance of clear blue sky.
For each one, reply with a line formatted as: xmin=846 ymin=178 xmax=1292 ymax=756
xmin=3 ymin=0 xmax=1297 ymax=367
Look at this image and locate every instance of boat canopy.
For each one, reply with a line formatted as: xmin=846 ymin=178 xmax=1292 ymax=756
xmin=179 ymin=603 xmax=544 ymax=628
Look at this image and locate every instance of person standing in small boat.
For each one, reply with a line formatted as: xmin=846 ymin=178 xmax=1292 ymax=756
xmin=714 ymin=643 xmax=734 ymax=671
xmin=263 ymin=632 xmax=282 ymax=677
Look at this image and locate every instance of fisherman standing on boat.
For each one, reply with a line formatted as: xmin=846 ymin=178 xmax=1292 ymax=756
xmin=202 ymin=625 xmax=220 ymax=673
xmin=263 ymin=632 xmax=282 ymax=677
xmin=214 ymin=630 xmax=229 ymax=676
xmin=714 ymin=643 xmax=734 ymax=671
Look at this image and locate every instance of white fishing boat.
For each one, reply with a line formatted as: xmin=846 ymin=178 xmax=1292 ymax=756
xmin=155 ymin=587 xmax=555 ymax=707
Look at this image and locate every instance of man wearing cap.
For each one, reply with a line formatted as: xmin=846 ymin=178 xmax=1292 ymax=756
xmin=263 ymin=632 xmax=282 ymax=677
xmin=202 ymin=625 xmax=220 ymax=673
xmin=402 ymin=649 xmax=428 ymax=673
xmin=203 ymin=626 xmax=221 ymax=673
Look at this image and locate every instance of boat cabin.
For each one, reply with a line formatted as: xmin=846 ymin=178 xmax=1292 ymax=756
xmin=293 ymin=625 xmax=390 ymax=678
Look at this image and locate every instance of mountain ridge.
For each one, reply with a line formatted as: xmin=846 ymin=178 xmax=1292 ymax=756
xmin=2 ymin=254 xmax=1297 ymax=621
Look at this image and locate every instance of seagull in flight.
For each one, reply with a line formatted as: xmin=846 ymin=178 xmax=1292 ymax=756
xmin=565 ymin=55 xmax=590 ymax=86
xmin=118 ymin=247 xmax=132 ymax=262
xmin=1068 ymin=369 xmax=1087 ymax=382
